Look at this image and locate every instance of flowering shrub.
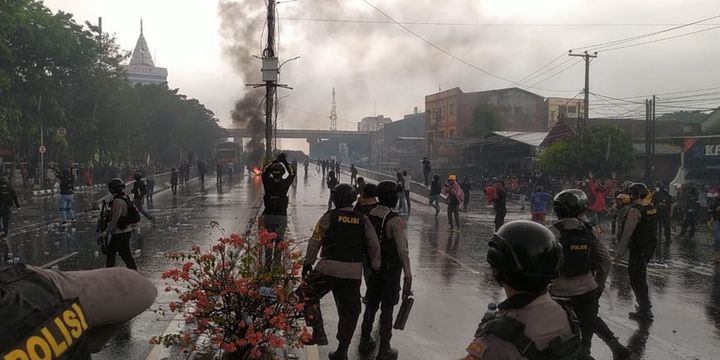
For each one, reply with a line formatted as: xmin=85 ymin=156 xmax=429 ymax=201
xmin=151 ymin=227 xmax=311 ymax=359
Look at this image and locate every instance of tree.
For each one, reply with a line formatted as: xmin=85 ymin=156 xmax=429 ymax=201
xmin=467 ymin=104 xmax=502 ymax=138
xmin=657 ymin=110 xmax=707 ymax=124
xmin=0 ymin=0 xmax=221 ymax=170
xmin=539 ymin=125 xmax=633 ymax=177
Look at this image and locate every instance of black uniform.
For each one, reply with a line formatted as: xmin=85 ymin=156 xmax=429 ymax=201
xmin=300 ymin=208 xmax=380 ymax=358
xmin=618 ymin=203 xmax=658 ymax=319
xmin=493 ymin=188 xmax=507 ymax=231
xmin=0 ymin=184 xmax=20 ymax=236
xmin=261 ymin=161 xmax=296 ymax=267
xmin=360 ymin=206 xmax=411 ymax=357
xmin=0 ymin=264 xmax=91 ymax=359
xmin=680 ymin=186 xmax=699 ymax=238
xmin=653 ymin=188 xmax=672 ymax=248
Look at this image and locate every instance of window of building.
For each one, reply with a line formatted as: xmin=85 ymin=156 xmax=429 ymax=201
xmin=439 ymin=130 xmax=446 ymax=139
xmin=449 ymin=104 xmax=455 ymax=116
xmin=448 ymin=129 xmax=455 ymax=137
xmin=568 ymin=106 xmax=577 ymax=114
xmin=559 ymin=105 xmax=568 ymax=114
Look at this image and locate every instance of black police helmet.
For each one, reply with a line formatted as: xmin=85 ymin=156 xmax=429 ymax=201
xmin=268 ymin=163 xmax=285 ymax=177
xmin=362 ymin=183 xmax=377 ymax=198
xmin=376 ymin=180 xmax=399 ymax=207
xmin=332 ymin=183 xmax=356 ymax=208
xmin=133 ymin=172 xmax=142 ymax=181
xmin=628 ymin=182 xmax=650 ymax=200
xmin=553 ymin=189 xmax=589 ymax=219
xmin=487 ymin=220 xmax=563 ymax=292
xmin=0 ymin=177 xmax=8 ymax=186
xmin=107 ymin=178 xmax=125 ymax=194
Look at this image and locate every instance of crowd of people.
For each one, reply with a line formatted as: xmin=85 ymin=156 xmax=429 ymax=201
xmin=3 ymin=153 xmax=719 ymax=360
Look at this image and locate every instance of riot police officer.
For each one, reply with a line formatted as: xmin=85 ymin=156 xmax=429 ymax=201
xmin=615 ymin=183 xmax=657 ymax=321
xmin=550 ymin=190 xmax=633 ymax=359
xmin=1 ymin=264 xmax=157 ymax=358
xmin=0 ymin=176 xmax=20 ymax=237
xmin=104 ymin=178 xmax=137 ymax=269
xmin=301 ymin=183 xmax=381 ymax=360
xmin=652 ymin=183 xmax=672 ymax=256
xmin=358 ymin=181 xmax=413 ymax=360
xmin=464 ymin=220 xmax=590 ymax=360
xmin=261 ymin=153 xmax=296 ymax=267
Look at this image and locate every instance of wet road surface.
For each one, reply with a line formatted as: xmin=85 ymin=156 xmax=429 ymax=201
xmin=5 ymin=168 xmax=720 ymax=359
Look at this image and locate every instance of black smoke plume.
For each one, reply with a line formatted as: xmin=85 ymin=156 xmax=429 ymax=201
xmin=218 ymin=0 xmax=266 ymax=165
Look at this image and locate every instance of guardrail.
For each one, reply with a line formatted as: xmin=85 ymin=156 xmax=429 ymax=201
xmin=97 ymin=166 xmax=199 ymax=205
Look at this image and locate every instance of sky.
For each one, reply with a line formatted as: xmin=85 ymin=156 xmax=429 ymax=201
xmin=44 ymin=0 xmax=720 ymax=151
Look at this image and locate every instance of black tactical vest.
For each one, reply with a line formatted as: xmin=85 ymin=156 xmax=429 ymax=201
xmin=475 ymin=305 xmax=594 ymax=360
xmin=629 ymin=204 xmax=658 ymax=253
xmin=369 ymin=211 xmax=401 ymax=271
xmin=0 ymin=185 xmax=11 ymax=209
xmin=321 ymin=209 xmax=365 ymax=263
xmin=554 ymin=222 xmax=594 ymax=277
xmin=0 ymin=265 xmax=90 ymax=360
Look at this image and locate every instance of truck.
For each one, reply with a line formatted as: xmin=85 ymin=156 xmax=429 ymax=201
xmin=215 ymin=142 xmax=242 ymax=172
xmin=670 ymin=136 xmax=720 ymax=196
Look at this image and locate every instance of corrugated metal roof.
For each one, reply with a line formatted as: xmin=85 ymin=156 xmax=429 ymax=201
xmin=490 ymin=131 xmax=548 ymax=147
xmin=631 ymin=143 xmax=682 ymax=155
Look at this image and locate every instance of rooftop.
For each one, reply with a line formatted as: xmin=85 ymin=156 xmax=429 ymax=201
xmin=490 ymin=131 xmax=548 ymax=147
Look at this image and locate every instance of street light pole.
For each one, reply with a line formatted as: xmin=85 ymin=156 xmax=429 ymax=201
xmin=263 ymin=0 xmax=276 ymax=162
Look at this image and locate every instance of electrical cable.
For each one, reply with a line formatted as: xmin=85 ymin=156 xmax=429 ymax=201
xmin=529 ymin=59 xmax=583 ymax=87
xmin=573 ymin=13 xmax=720 ymax=52
xmin=359 ymin=0 xmax=575 ymax=93
xmin=280 ymin=17 xmax=720 ymax=28
xmin=600 ymin=24 xmax=720 ymax=52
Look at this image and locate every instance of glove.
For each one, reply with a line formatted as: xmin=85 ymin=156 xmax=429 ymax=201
xmin=302 ymin=264 xmax=313 ymax=278
xmin=402 ymin=276 xmax=413 ymax=299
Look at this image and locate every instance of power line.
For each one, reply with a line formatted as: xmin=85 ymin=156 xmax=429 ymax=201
xmin=529 ymin=59 xmax=583 ymax=87
xmin=573 ymin=13 xmax=720 ymax=52
xmin=512 ymin=52 xmax=568 ymax=86
xmin=600 ymin=24 xmax=720 ymax=52
xmin=359 ymin=0 xmax=576 ymax=93
xmin=280 ymin=17 xmax=720 ymax=28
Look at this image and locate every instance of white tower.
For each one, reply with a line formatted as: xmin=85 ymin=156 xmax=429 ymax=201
xmin=330 ymin=87 xmax=338 ymax=131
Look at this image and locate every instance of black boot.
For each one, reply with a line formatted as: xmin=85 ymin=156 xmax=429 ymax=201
xmin=376 ymin=346 xmax=398 ymax=360
xmin=307 ymin=326 xmax=328 ymax=346
xmin=328 ymin=351 xmax=348 ymax=360
xmin=359 ymin=333 xmax=376 ymax=354
xmin=329 ymin=342 xmax=350 ymax=360
xmin=607 ymin=337 xmax=637 ymax=360
xmin=628 ymin=309 xmax=654 ymax=322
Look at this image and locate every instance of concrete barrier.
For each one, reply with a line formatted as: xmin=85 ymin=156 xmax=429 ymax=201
xmin=97 ymin=166 xmax=198 ymax=206
xmin=338 ymin=164 xmax=431 ymax=198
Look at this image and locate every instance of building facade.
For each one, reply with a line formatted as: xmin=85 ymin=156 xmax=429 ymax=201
xmin=357 ymin=115 xmax=391 ymax=132
xmin=546 ymin=97 xmax=584 ymax=129
xmin=425 ymin=87 xmax=547 ymax=164
xmin=369 ymin=111 xmax=426 ymax=172
xmin=121 ymin=21 xmax=168 ymax=85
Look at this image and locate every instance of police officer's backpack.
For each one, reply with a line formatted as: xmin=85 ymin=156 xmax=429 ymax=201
xmin=553 ymin=222 xmax=594 ymax=277
xmin=0 ymin=264 xmax=91 ymax=359
xmin=113 ymin=194 xmax=141 ymax=229
xmin=368 ymin=211 xmax=401 ymax=271
xmin=475 ymin=306 xmax=594 ymax=360
xmin=0 ymin=185 xmax=12 ymax=209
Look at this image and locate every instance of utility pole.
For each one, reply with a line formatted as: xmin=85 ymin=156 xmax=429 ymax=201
xmin=330 ymin=87 xmax=338 ymax=131
xmin=568 ymin=50 xmax=597 ymax=138
xmin=263 ymin=0 xmax=277 ymax=161
xmin=651 ymin=95 xmax=656 ymax=181
xmin=644 ymin=98 xmax=651 ymax=183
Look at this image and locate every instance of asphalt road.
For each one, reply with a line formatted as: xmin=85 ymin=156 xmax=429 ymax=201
xmin=5 ymin=167 xmax=719 ymax=360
